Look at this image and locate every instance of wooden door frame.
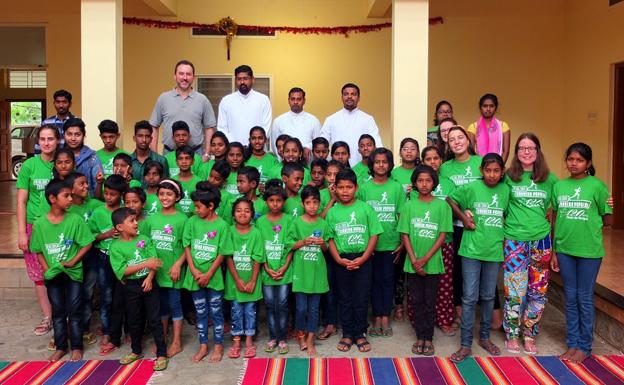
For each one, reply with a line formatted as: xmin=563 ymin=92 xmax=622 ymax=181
xmin=612 ymin=63 xmax=624 ymax=229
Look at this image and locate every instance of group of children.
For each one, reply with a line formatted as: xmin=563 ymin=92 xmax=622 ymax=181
xmin=18 ymin=114 xmax=611 ymax=369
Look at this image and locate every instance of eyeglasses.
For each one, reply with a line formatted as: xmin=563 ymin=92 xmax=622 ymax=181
xmin=437 ymin=109 xmax=452 ymax=114
xmin=518 ymin=146 xmax=537 ymax=153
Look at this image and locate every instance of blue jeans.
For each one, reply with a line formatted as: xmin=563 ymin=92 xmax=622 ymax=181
xmin=231 ymin=301 xmax=256 ymax=337
xmin=159 ymin=287 xmax=183 ymax=321
xmin=295 ymin=293 xmax=321 ymax=333
xmin=46 ymin=273 xmax=83 ymax=352
xmin=460 ymin=257 xmax=501 ymax=348
xmin=81 ymin=249 xmax=98 ymax=332
xmin=191 ymin=288 xmax=224 ymax=344
xmin=96 ymin=249 xmax=115 ymax=335
xmin=557 ymin=253 xmax=602 ymax=354
xmin=263 ymin=284 xmax=290 ymax=341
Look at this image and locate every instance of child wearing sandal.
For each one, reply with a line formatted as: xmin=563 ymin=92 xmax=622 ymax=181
xmin=109 ymin=207 xmax=168 ymax=371
xmin=326 ymin=168 xmax=383 ymax=353
xmin=225 ymin=197 xmax=265 ymax=359
xmin=184 ymin=186 xmax=232 ymax=363
xmin=447 ymin=153 xmax=509 ymax=363
xmin=398 ymin=165 xmax=452 ymax=356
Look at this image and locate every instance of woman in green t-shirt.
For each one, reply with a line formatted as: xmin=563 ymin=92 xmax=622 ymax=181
xmin=551 ymin=143 xmax=612 ymax=365
xmin=16 ymin=124 xmax=60 ymax=337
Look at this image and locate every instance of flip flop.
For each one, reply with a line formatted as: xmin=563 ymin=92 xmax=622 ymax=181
xmin=228 ymin=346 xmax=241 ymax=359
xmin=381 ymin=327 xmax=393 ymax=338
xmin=243 ymin=345 xmax=257 ymax=358
xmin=478 ymin=340 xmax=501 ymax=356
xmin=153 ymin=357 xmax=168 ymax=371
xmin=318 ymin=329 xmax=338 ymax=340
xmin=337 ymin=338 xmax=352 ymax=352
xmin=368 ymin=327 xmax=382 ymax=337
xmin=411 ymin=341 xmax=424 ymax=355
xmin=449 ymin=349 xmax=471 ymax=363
xmin=99 ymin=343 xmax=119 ymax=356
xmin=422 ymin=342 xmax=435 ymax=356
xmin=120 ymin=353 xmax=143 ymax=365
xmin=356 ymin=338 xmax=371 ymax=353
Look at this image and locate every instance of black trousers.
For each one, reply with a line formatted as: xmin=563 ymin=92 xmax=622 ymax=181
xmin=407 ymin=273 xmax=440 ymax=341
xmin=321 ymin=253 xmax=338 ymax=326
xmin=122 ymin=279 xmax=166 ymax=357
xmin=371 ymin=251 xmax=395 ymax=317
xmin=334 ymin=253 xmax=372 ymax=340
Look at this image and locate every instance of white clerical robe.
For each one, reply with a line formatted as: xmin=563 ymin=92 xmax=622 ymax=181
xmin=320 ymin=108 xmax=382 ymax=165
xmin=217 ymin=89 xmax=272 ymax=144
xmin=271 ymin=110 xmax=321 ymax=151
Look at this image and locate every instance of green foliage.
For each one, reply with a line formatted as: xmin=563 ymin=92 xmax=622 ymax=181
xmin=10 ymin=102 xmax=41 ymax=126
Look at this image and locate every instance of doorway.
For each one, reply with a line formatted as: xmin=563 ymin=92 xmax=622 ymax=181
xmin=612 ymin=63 xmax=624 ymax=229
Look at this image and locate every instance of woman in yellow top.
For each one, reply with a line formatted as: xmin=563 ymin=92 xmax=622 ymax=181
xmin=467 ymin=94 xmax=511 ymax=164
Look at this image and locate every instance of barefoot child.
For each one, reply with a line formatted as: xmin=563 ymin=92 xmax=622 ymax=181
xmin=184 ymin=185 xmax=232 ymax=363
xmin=225 ymin=197 xmax=265 ymax=359
xmin=30 ymin=178 xmax=95 ymax=361
xmin=145 ymin=179 xmax=188 ymax=358
xmin=109 ymin=208 xmax=168 ymax=371
xmin=288 ymin=186 xmax=329 ymax=355
xmin=398 ymin=165 xmax=452 ymax=356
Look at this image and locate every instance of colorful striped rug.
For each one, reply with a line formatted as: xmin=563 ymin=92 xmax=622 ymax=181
xmin=0 ymin=359 xmax=155 ymax=385
xmin=239 ymin=355 xmax=624 ymax=385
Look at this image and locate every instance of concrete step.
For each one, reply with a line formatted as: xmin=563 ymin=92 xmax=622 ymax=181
xmin=0 ymin=259 xmax=35 ymax=300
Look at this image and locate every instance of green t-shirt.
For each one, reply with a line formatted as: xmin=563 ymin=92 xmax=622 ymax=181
xmin=109 ymin=234 xmax=157 ymax=280
xmin=352 ymin=162 xmax=372 ymax=185
xmin=440 ymin=156 xmax=483 ymax=188
xmin=68 ymin=198 xmax=104 ymax=223
xmin=16 ymin=156 xmax=54 ymax=224
xmin=198 ymin=159 xmax=215 ymax=180
xmin=256 ymin=214 xmax=292 ymax=285
xmin=391 ymin=166 xmax=415 ymax=195
xmin=245 ymin=153 xmax=280 ymax=184
xmin=504 ymin=172 xmax=558 ymax=241
xmin=224 ymin=227 xmax=265 ymax=302
xmin=96 ymin=148 xmax=127 ymax=180
xmin=287 ymin=216 xmax=330 ymax=294
xmin=326 ymin=200 xmax=384 ymax=254
xmin=357 ymin=179 xmax=406 ymax=251
xmin=284 ymin=195 xmax=304 ymax=218
xmin=552 ymin=176 xmax=612 ymax=258
xmin=320 ymin=188 xmax=332 ymax=213
xmin=182 ymin=216 xmax=232 ymax=291
xmin=253 ymin=198 xmax=268 ymax=222
xmin=30 ymin=213 xmax=95 ymax=282
xmin=224 ymin=171 xmax=241 ymax=199
xmin=145 ymin=211 xmax=187 ymax=288
xmin=449 ymin=181 xmax=510 ymax=262
xmin=165 ymin=151 xmax=202 ymax=178
xmin=145 ymin=192 xmax=162 ymax=217
xmin=89 ymin=205 xmax=116 ymax=252
xmin=137 ymin=217 xmax=150 ymax=236
xmin=174 ymin=175 xmax=202 ymax=216
xmin=269 ymin=164 xmax=312 ymax=187
xmin=397 ymin=198 xmax=452 ymax=274
xmin=410 ymin=176 xmax=456 ymax=243
xmin=217 ymin=190 xmax=233 ymax=224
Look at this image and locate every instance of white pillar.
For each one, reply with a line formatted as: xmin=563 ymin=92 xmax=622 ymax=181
xmin=81 ymin=0 xmax=123 ymax=148
xmin=392 ymin=0 xmax=428 ymax=155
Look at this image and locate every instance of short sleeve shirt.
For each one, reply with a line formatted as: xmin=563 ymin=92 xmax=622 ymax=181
xmin=256 ymin=215 xmax=293 ymax=285
xmin=16 ymin=156 xmax=54 ymax=224
xmin=109 ymin=235 xmax=157 ymax=280
xmin=357 ymin=179 xmax=406 ymax=251
xmin=224 ymin=227 xmax=265 ymax=302
xmin=145 ymin=211 xmax=188 ymax=288
xmin=89 ymin=206 xmax=115 ymax=252
xmin=326 ymin=200 xmax=384 ymax=254
xmin=288 ymin=216 xmax=330 ymax=294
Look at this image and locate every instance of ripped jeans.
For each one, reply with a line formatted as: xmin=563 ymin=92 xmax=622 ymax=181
xmin=191 ymin=288 xmax=224 ymax=345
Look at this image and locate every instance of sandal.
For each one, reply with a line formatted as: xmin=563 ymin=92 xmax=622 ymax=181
xmin=153 ymin=357 xmax=168 ymax=371
xmin=478 ymin=340 xmax=501 ymax=356
xmin=505 ymin=339 xmax=521 ymax=354
xmin=47 ymin=338 xmax=56 ymax=352
xmin=318 ymin=328 xmax=338 ymax=340
xmin=265 ymin=340 xmax=277 ymax=353
xmin=337 ymin=338 xmax=353 ymax=352
xmin=356 ymin=338 xmax=371 ymax=353
xmin=411 ymin=340 xmax=424 ymax=355
xmin=297 ymin=331 xmax=308 ymax=351
xmin=422 ymin=342 xmax=435 ymax=356
xmin=368 ymin=327 xmax=382 ymax=337
xmin=35 ymin=317 xmax=52 ymax=336
xmin=99 ymin=342 xmax=119 ymax=356
xmin=381 ymin=327 xmax=393 ymax=338
xmin=243 ymin=345 xmax=257 ymax=358
xmin=120 ymin=353 xmax=144 ymax=365
xmin=83 ymin=332 xmax=97 ymax=345
xmin=450 ymin=348 xmax=472 ymax=363
xmin=277 ymin=341 xmax=289 ymax=354
xmin=523 ymin=339 xmax=538 ymax=355
xmin=393 ymin=306 xmax=405 ymax=322
xmin=228 ymin=345 xmax=241 ymax=359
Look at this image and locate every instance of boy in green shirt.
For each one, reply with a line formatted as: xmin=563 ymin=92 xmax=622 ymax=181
xmin=96 ymin=119 xmax=127 ymax=190
xmin=172 ymin=145 xmax=202 ymax=216
xmin=30 ymin=179 xmax=95 ymax=361
xmin=352 ymin=134 xmax=375 ymax=185
xmin=326 ymin=168 xmax=383 ymax=353
xmin=165 ymin=121 xmax=202 ymax=177
xmin=282 ymin=162 xmax=305 ymax=218
xmin=205 ymin=160 xmax=233 ymax=224
xmin=112 ymin=153 xmax=142 ymax=188
xmin=237 ymin=166 xmax=268 ymax=221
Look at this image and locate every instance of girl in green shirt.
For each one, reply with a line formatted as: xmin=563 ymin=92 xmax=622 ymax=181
xmin=244 ymin=126 xmax=279 ymax=192
xmin=270 ymin=138 xmax=312 ymax=187
xmin=224 ymin=142 xmax=244 ymax=199
xmin=330 ymin=141 xmax=351 ymax=168
xmin=198 ymin=131 xmax=229 ymax=180
xmin=142 ymin=161 xmax=163 ymax=217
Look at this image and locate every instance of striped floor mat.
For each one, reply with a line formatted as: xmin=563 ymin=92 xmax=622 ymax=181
xmin=0 ymin=359 xmax=155 ymax=385
xmin=240 ymin=355 xmax=624 ymax=385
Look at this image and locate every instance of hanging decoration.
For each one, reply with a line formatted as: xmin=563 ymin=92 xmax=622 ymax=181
xmin=217 ymin=17 xmax=238 ymax=60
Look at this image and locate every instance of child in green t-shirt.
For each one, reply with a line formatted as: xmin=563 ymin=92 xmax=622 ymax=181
xmin=39 ymin=148 xmax=76 ymax=215
xmin=276 ymin=138 xmax=312 ymax=185
xmin=111 ymin=153 xmax=142 ymax=188
xmin=257 ymin=183 xmax=292 ymax=354
xmin=96 ymin=119 xmax=126 ymax=182
xmin=330 ymin=141 xmax=351 ymax=167
xmin=30 ymin=179 xmax=95 ymax=361
xmin=282 ymin=162 xmax=305 ymax=218
xmin=398 ymin=165 xmax=452 ymax=356
xmin=184 ymin=185 xmax=233 ymax=363
xmin=319 ymin=160 xmax=345 ymax=220
xmin=392 ymin=137 xmax=420 ymax=196
xmin=288 ymin=186 xmax=329 ymax=356
xmin=143 ymin=161 xmax=164 ymax=217
xmin=274 ymin=134 xmax=290 ymax=161
xmin=237 ymin=166 xmax=268 ymax=221
xmin=326 ymin=168 xmax=383 ymax=353
xmin=198 ymin=131 xmax=229 ymax=180
xmin=357 ymin=148 xmax=406 ymax=338
xmin=551 ymin=143 xmax=612 ymax=364
xmin=447 ymin=153 xmax=509 ymax=363
xmin=352 ymin=134 xmax=375 ymax=185
xmin=224 ymin=197 xmax=265 ymax=359
xmin=165 ymin=121 xmax=202 ymax=177
xmin=245 ymin=126 xmax=279 ymax=192
xmin=205 ymin=160 xmax=233 ymax=224
xmin=311 ymin=137 xmax=329 ymax=163
xmin=224 ymin=142 xmax=245 ymax=199
xmin=172 ymin=145 xmax=202 ymax=216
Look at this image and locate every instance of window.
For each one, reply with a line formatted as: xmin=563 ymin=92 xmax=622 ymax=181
xmin=195 ymin=75 xmax=271 ymax=120
xmin=9 ymin=70 xmax=47 ymax=88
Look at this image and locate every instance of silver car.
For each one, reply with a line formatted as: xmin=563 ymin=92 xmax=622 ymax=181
xmin=11 ymin=124 xmax=38 ymax=178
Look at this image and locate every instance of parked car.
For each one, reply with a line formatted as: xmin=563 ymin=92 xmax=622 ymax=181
xmin=11 ymin=124 xmax=38 ymax=178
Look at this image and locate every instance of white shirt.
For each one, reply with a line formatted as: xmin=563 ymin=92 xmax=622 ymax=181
xmin=320 ymin=108 xmax=382 ymax=166
xmin=271 ymin=110 xmax=321 ymax=150
xmin=217 ymin=89 xmax=272 ymax=144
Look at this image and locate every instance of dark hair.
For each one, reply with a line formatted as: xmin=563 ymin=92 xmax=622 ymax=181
xmin=479 ymin=93 xmax=499 ymax=109
xmin=275 ymin=134 xmax=291 ymax=150
xmin=411 ymin=164 xmax=439 ymax=191
xmin=335 ymin=168 xmax=357 ymax=186
xmin=190 ymin=185 xmax=221 ymax=210
xmin=65 ymin=172 xmax=86 ymax=188
xmin=174 ymin=60 xmax=195 ymax=74
xmin=433 ymin=100 xmax=453 ymax=126
xmin=327 ymin=159 xmax=346 ymax=172
xmin=358 ymin=134 xmax=376 ymax=146
xmin=312 ymin=137 xmax=329 ymax=149
xmin=331 ymin=141 xmax=350 ymax=155
xmin=481 ymin=153 xmax=506 ymax=182
xmin=238 ymin=166 xmax=260 ymax=187
xmin=143 ymin=160 xmax=164 ymax=177
xmin=232 ymin=196 xmax=255 ymax=218
xmin=211 ymin=130 xmax=230 ymax=148
xmin=52 ymin=148 xmax=75 ymax=178
xmin=262 ymin=180 xmax=288 ymax=201
xmin=341 ymin=83 xmax=360 ymax=95
xmin=98 ymin=119 xmax=119 ymax=135
xmin=158 ymin=179 xmax=184 ymax=201
xmin=399 ymin=137 xmax=422 ymax=165
xmin=310 ymin=158 xmax=329 ymax=172
xmin=301 ymin=185 xmax=320 ymax=202
xmin=281 ymin=161 xmax=304 ymax=177
xmin=282 ymin=137 xmax=305 ymax=166
xmin=446 ymin=126 xmax=476 ymax=159
xmin=112 ymin=207 xmax=136 ymax=227
xmin=38 ymin=124 xmax=61 ymax=140
xmin=134 ymin=120 xmax=152 ymax=135
xmin=234 ymin=65 xmax=253 ymax=77
xmin=113 ymin=152 xmax=132 ymax=167
xmin=249 ymin=126 xmax=266 ymax=139
xmin=124 ymin=187 xmax=146 ymax=203
xmin=172 ymin=120 xmax=190 ymax=134
xmin=227 ymin=142 xmax=245 ymax=158
xmin=63 ymin=117 xmax=86 ymax=135
xmin=45 ymin=178 xmax=71 ymax=205
xmin=565 ymin=142 xmax=595 ymax=176
xmin=175 ymin=145 xmax=195 ymax=159
xmin=245 ymin=126 xmax=267 ymax=160
xmin=367 ymin=147 xmax=394 ymax=177
xmin=104 ymin=174 xmax=128 ymax=194
xmin=211 ymin=159 xmax=232 ymax=180
xmin=53 ymin=89 xmax=72 ymax=102
xmin=421 ymin=145 xmax=443 ymax=160
xmin=507 ymin=133 xmax=550 ymax=183
xmin=288 ymin=87 xmax=305 ymax=98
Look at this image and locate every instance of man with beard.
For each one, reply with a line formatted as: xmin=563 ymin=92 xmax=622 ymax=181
xmin=320 ymin=83 xmax=382 ymax=166
xmin=217 ymin=65 xmax=272 ymax=144
xmin=271 ymin=87 xmax=320 ymax=160
xmin=150 ymin=60 xmax=216 ymax=160
xmin=37 ymin=89 xmax=75 ymax=152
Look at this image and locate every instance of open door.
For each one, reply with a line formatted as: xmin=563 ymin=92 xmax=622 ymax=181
xmin=0 ymin=102 xmax=12 ymax=181
xmin=612 ymin=63 xmax=624 ymax=229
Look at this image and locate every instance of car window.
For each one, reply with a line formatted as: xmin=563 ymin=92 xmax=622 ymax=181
xmin=11 ymin=128 xmax=22 ymax=139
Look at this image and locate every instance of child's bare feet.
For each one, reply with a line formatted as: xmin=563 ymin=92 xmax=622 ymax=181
xmin=306 ymin=334 xmax=316 ymax=356
xmin=70 ymin=349 xmax=83 ymax=361
xmin=297 ymin=332 xmax=308 ymax=351
xmin=570 ymin=350 xmax=588 ymax=364
xmin=191 ymin=344 xmax=209 ymax=363
xmin=561 ymin=348 xmax=577 ymax=361
xmin=209 ymin=344 xmax=224 ymax=363
xmin=48 ymin=350 xmax=66 ymax=361
xmin=167 ymin=342 xmax=182 ymax=358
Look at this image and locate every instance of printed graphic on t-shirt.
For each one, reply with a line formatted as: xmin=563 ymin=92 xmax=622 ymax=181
xmin=103 ymin=158 xmax=114 ymax=176
xmin=300 ymin=230 xmax=323 ymax=261
xmin=257 ymin=165 xmax=267 ymax=183
xmin=335 ymin=211 xmax=366 ymax=246
xmin=33 ymin=179 xmax=49 ymax=191
xmin=193 ymin=231 xmax=217 ymax=260
xmin=44 ymin=233 xmax=74 ymax=262
xmin=433 ymin=184 xmax=446 ymax=199
xmin=475 ymin=194 xmax=505 ymax=228
xmin=179 ymin=189 xmax=192 ymax=213
xmin=151 ymin=224 xmax=175 ymax=251
xmin=449 ymin=166 xmax=480 ymax=186
xmin=291 ymin=207 xmax=299 ymax=217
xmin=512 ymin=180 xmax=547 ymax=208
xmin=410 ymin=210 xmax=439 ymax=239
xmin=367 ymin=191 xmax=397 ymax=222
xmin=147 ymin=201 xmax=160 ymax=215
xmin=234 ymin=242 xmax=253 ymax=271
xmin=225 ymin=183 xmax=239 ymax=196
xmin=128 ymin=248 xmax=149 ymax=277
xmin=558 ymin=187 xmax=591 ymax=221
xmin=265 ymin=225 xmax=284 ymax=262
